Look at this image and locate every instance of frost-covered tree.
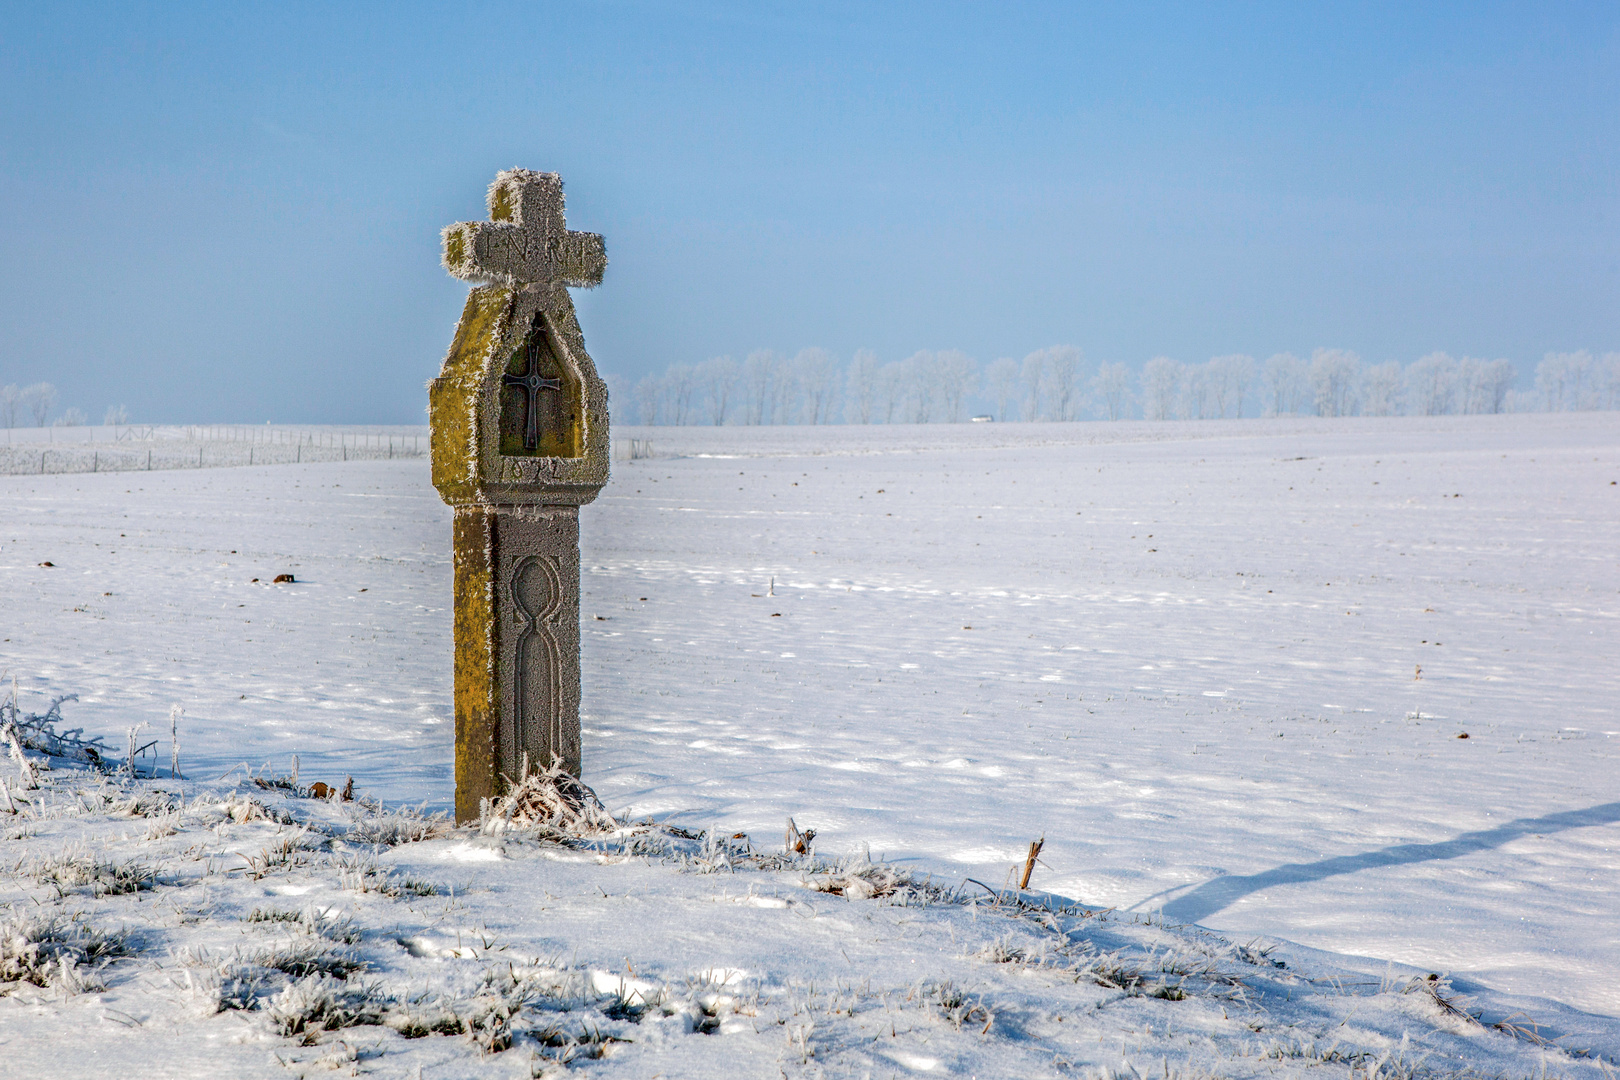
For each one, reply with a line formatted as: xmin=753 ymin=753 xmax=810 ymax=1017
xmin=633 ymin=374 xmax=662 ymax=425
xmin=56 ymin=407 xmax=87 ymax=427
xmin=1310 ymin=349 xmax=1361 ymax=417
xmin=936 ymin=350 xmax=977 ymax=422
xmin=1360 ymin=362 xmax=1403 ymax=416
xmin=1140 ymin=357 xmax=1179 ymax=421
xmin=904 ymin=350 xmax=939 ymax=423
xmin=1019 ymin=351 xmax=1044 ymax=421
xmin=1231 ymin=354 xmax=1256 ymax=418
xmin=0 ymin=384 xmax=19 ymax=428
xmin=985 ymin=357 xmax=1018 ymax=421
xmin=1178 ymin=361 xmax=1211 ymax=420
xmin=1208 ymin=355 xmax=1255 ymax=418
xmin=1601 ymin=353 xmax=1620 ymax=411
xmin=1535 ymin=351 xmax=1594 ymax=412
xmin=22 ymin=382 xmax=55 ymax=427
xmin=1262 ymin=353 xmax=1307 ymax=415
xmin=1451 ymin=357 xmax=1515 ymax=415
xmin=1479 ymin=359 xmax=1516 ymax=414
xmin=795 ymin=347 xmax=841 ymax=424
xmin=845 ymin=349 xmax=880 ymax=424
xmin=1089 ymin=362 xmax=1131 ymax=420
xmin=102 ymin=404 xmax=129 ymax=425
xmin=743 ymin=350 xmax=778 ymax=425
xmin=1454 ymin=357 xmax=1484 ymax=415
xmin=602 ymin=373 xmax=624 ymax=425
xmin=696 ymin=356 xmax=737 ymax=425
xmin=663 ymin=363 xmax=698 ymax=425
xmin=1039 ymin=346 xmax=1082 ymax=421
xmin=1404 ymin=352 xmax=1457 ymax=416
xmin=771 ymin=355 xmax=800 ymax=424
xmin=878 ymin=362 xmax=906 ymax=423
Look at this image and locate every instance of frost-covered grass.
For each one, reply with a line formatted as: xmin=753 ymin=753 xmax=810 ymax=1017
xmin=0 ymin=748 xmax=1613 ymax=1078
xmin=0 ymin=910 xmax=129 ymax=992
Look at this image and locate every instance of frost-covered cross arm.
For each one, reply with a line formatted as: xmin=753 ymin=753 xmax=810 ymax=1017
xmin=440 ymin=169 xmax=606 ymax=288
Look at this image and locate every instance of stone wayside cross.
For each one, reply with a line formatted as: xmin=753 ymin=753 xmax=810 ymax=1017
xmin=429 ymin=169 xmax=610 ymax=822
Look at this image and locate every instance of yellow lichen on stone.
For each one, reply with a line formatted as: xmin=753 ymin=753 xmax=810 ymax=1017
xmin=429 ymin=287 xmax=512 ymax=502
xmin=490 ymin=180 xmax=515 ymax=222
xmin=452 ymin=508 xmax=499 ymax=822
xmin=443 ymin=227 xmax=468 ymax=273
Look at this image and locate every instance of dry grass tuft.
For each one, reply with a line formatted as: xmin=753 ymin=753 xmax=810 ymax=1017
xmin=0 ymin=911 xmax=131 ymax=992
xmin=255 ymin=937 xmax=366 ymax=981
xmin=481 ymin=758 xmax=617 ymax=836
xmin=385 ymin=970 xmax=545 ymax=1054
xmin=807 ymin=864 xmax=910 ymax=900
xmin=346 ymin=807 xmax=452 ymax=847
xmin=929 ymin=979 xmax=995 ymax=1034
xmin=804 ymin=854 xmax=952 ymax=905
xmin=247 ymin=906 xmax=361 ymax=944
xmin=785 ymin=816 xmax=816 ymax=854
xmin=336 ymin=855 xmax=438 ymax=898
xmin=3 ymin=693 xmax=115 ymax=774
xmin=267 ymin=974 xmax=388 ymax=1042
xmin=27 ymin=849 xmax=159 ymax=897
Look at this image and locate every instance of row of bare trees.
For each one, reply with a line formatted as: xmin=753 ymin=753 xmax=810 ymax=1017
xmin=627 ymin=346 xmax=1101 ymax=426
xmin=1 ymin=383 xmax=58 ymax=427
xmin=1118 ymin=350 xmax=1619 ymax=419
xmin=619 ymin=346 xmax=1614 ymax=425
xmin=1137 ymin=350 xmax=1527 ymax=420
xmin=630 ymin=348 xmax=993 ymax=426
xmin=1534 ymin=351 xmax=1620 ymax=412
xmin=0 ymin=383 xmax=128 ymax=428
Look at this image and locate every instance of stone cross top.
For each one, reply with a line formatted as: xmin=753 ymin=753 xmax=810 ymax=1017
xmin=442 ymin=170 xmax=606 ymax=288
xmin=429 ymin=169 xmax=612 ymax=823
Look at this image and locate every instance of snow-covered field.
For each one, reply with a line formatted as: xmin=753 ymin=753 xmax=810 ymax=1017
xmin=2 ymin=413 xmax=1617 ymax=1075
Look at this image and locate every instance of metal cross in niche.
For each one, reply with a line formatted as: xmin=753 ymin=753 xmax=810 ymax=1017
xmin=503 ymin=332 xmax=562 ymax=451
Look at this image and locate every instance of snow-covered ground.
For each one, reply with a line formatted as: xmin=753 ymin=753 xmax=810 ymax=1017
xmin=3 ymin=760 xmax=1613 ymax=1079
xmin=2 ymin=413 xmax=1617 ymax=1074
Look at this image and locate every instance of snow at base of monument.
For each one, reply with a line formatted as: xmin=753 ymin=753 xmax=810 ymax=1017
xmin=1 ymin=412 xmax=1618 ymax=1075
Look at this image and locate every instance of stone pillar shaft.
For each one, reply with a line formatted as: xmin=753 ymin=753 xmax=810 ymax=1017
xmin=451 ymin=505 xmax=581 ymax=823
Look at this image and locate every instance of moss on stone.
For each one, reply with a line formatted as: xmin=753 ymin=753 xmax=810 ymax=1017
xmin=452 ymin=508 xmax=498 ymax=822
xmin=429 ymin=287 xmax=512 ymax=502
xmin=489 ymin=181 xmax=514 ymax=222
xmin=443 ymin=227 xmax=467 ymax=273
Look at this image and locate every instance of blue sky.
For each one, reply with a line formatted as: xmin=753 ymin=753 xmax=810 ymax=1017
xmin=1 ymin=2 xmax=1615 ymax=423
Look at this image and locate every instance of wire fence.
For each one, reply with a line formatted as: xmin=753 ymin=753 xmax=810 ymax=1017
xmin=614 ymin=438 xmax=655 ymax=461
xmin=0 ymin=425 xmax=656 ymax=475
xmin=0 ymin=425 xmax=429 ymax=476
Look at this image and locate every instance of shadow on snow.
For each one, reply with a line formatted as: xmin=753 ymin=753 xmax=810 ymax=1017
xmin=1161 ymin=801 xmax=1620 ymax=925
